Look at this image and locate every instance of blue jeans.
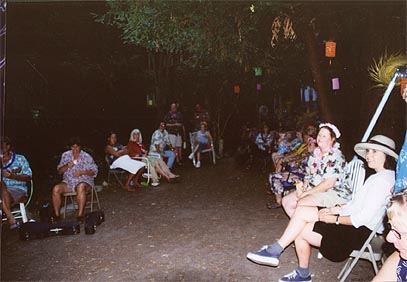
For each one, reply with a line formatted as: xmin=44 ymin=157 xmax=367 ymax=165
xmin=163 ymin=150 xmax=176 ymax=169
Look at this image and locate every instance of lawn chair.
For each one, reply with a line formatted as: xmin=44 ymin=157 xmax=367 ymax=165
xmin=337 ymin=221 xmax=385 ymax=282
xmin=189 ymin=132 xmax=216 ymax=166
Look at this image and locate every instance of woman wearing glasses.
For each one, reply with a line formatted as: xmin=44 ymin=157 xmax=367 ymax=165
xmin=373 ymin=190 xmax=407 ymax=281
xmin=247 ymin=135 xmax=397 ymax=282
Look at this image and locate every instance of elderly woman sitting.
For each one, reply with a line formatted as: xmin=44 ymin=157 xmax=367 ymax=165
xmin=127 ymin=129 xmax=180 ymax=185
xmin=248 ymin=134 xmax=397 ymax=282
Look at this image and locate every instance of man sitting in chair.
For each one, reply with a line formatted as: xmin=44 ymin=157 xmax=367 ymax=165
xmin=1 ymin=136 xmax=32 ymax=230
xmin=52 ymin=137 xmax=98 ymax=223
xmin=149 ymin=122 xmax=176 ymax=169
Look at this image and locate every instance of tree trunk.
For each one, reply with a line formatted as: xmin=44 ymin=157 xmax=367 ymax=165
xmin=303 ymin=22 xmax=334 ymax=123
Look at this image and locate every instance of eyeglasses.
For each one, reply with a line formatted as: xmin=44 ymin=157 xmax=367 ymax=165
xmin=387 ymin=222 xmax=407 ymax=240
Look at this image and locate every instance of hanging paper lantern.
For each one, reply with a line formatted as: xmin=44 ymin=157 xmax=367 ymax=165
xmin=234 ymin=85 xmax=240 ymax=94
xmin=256 ymin=83 xmax=261 ymax=91
xmin=401 ymin=76 xmax=407 ymax=95
xmin=332 ymin=78 xmax=340 ymax=90
xmin=325 ymin=41 xmax=336 ymax=58
xmin=146 ymin=94 xmax=155 ymax=107
xmin=254 ymin=67 xmax=262 ymax=76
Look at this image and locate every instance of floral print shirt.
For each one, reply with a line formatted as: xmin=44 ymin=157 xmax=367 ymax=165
xmin=149 ymin=129 xmax=171 ymax=153
xmin=304 ymin=143 xmax=350 ymax=200
xmin=57 ymin=150 xmax=98 ymax=191
xmin=2 ymin=152 xmax=32 ymax=193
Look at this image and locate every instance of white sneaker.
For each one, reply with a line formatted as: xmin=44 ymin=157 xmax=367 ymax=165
xmin=188 ymin=153 xmax=194 ymax=160
xmin=151 ymin=182 xmax=160 ymax=187
xmin=195 ymin=161 xmax=201 ymax=168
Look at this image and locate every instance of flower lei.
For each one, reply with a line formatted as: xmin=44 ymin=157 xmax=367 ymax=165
xmin=310 ymin=142 xmax=340 ymax=174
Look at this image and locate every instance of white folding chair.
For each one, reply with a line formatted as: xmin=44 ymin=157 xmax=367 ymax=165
xmin=337 ymin=221 xmax=385 ymax=282
xmin=189 ymin=132 xmax=216 ymax=166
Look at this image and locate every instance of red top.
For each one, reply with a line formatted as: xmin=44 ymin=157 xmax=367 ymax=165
xmin=127 ymin=141 xmax=146 ymax=158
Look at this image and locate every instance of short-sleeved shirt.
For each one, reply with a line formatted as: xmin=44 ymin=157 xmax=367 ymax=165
xmin=57 ymin=150 xmax=98 ymax=191
xmin=106 ymin=144 xmax=124 ymax=165
xmin=2 ymin=152 xmax=32 ymax=193
xmin=305 ymin=145 xmax=350 ymax=200
xmin=164 ymin=111 xmax=183 ymax=135
xmin=149 ymin=129 xmax=171 ymax=153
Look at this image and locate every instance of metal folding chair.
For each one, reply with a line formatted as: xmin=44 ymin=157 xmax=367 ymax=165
xmin=62 ymin=185 xmax=101 ymax=218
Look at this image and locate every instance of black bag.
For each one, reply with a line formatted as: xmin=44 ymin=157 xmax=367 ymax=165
xmin=19 ymin=221 xmax=80 ymax=241
xmin=84 ymin=211 xmax=105 ymax=235
xmin=19 ymin=222 xmax=49 ymax=241
xmin=48 ymin=221 xmax=81 ymax=236
xmin=39 ymin=202 xmax=54 ymax=223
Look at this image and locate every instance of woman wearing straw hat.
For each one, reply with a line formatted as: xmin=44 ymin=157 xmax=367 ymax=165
xmin=247 ymin=134 xmax=397 ymax=282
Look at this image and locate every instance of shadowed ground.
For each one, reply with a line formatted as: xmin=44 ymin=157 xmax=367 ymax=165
xmin=2 ymin=157 xmax=374 ymax=281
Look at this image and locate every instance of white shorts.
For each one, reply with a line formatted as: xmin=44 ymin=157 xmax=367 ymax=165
xmin=169 ymin=134 xmax=182 ymax=148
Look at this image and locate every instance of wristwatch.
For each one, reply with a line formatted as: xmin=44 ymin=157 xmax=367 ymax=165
xmin=335 ymin=215 xmax=340 ymax=225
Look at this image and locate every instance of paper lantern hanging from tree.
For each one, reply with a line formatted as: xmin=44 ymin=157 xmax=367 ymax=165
xmin=332 ymin=78 xmax=340 ymax=90
xmin=234 ymin=85 xmax=240 ymax=94
xmin=325 ymin=41 xmax=336 ymax=57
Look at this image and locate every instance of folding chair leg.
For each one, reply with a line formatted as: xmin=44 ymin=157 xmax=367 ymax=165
xmin=338 ymin=257 xmax=353 ymax=280
xmin=19 ymin=202 xmax=28 ymax=223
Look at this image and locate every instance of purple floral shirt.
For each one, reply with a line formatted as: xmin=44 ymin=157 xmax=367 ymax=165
xmin=57 ymin=150 xmax=98 ymax=191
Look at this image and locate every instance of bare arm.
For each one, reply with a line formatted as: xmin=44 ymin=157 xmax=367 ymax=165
xmin=372 ymin=251 xmax=399 ymax=282
xmin=105 ymin=145 xmax=128 ymax=157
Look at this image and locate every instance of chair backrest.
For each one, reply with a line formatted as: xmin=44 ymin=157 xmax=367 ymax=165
xmin=344 ymin=156 xmax=366 ymax=199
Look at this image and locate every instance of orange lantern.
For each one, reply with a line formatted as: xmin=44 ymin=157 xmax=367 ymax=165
xmin=401 ymin=76 xmax=407 ymax=95
xmin=234 ymin=85 xmax=240 ymax=94
xmin=325 ymin=41 xmax=336 ymax=58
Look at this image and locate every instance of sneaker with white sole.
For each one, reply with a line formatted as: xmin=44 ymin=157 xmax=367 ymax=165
xmin=246 ymin=245 xmax=280 ymax=267
xmin=195 ymin=161 xmax=201 ymax=168
xmin=151 ymin=182 xmax=160 ymax=187
xmin=188 ymin=153 xmax=194 ymax=160
xmin=279 ymin=270 xmax=312 ymax=282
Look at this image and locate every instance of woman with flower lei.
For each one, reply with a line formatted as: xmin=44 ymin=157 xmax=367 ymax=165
xmin=282 ymin=123 xmax=351 ymax=218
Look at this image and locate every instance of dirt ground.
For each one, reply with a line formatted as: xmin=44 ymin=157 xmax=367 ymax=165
xmin=1 ymin=157 xmax=376 ymax=282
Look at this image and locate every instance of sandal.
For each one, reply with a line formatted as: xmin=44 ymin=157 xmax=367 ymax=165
xmin=9 ymin=222 xmax=21 ymax=230
xmin=266 ymin=202 xmax=281 ymax=209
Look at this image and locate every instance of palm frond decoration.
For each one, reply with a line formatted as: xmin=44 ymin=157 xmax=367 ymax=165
xmin=368 ymin=51 xmax=407 ymax=88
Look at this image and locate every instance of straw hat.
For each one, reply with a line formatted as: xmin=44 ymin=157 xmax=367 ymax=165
xmin=354 ymin=135 xmax=398 ymax=160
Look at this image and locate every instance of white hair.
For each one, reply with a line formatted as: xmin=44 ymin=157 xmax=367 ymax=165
xmin=129 ymin=129 xmax=142 ymax=143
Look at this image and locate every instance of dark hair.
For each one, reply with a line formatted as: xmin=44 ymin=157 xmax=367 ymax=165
xmin=107 ymin=130 xmax=116 ymax=139
xmin=68 ymin=136 xmax=81 ymax=147
xmin=303 ymin=125 xmax=317 ymax=139
xmin=384 ymin=154 xmax=397 ymax=170
xmin=3 ymin=136 xmax=12 ymax=146
xmin=319 ymin=126 xmax=337 ymax=141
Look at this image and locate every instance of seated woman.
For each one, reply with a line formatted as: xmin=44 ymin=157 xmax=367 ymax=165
xmin=247 ymin=135 xmax=397 ymax=282
xmin=255 ymin=124 xmax=274 ymax=159
xmin=372 ymin=190 xmax=407 ymax=282
xmin=272 ymin=131 xmax=300 ymax=168
xmin=104 ymin=131 xmax=145 ymax=191
xmin=267 ymin=128 xmax=317 ymax=209
xmin=127 ymin=129 xmax=179 ymax=184
xmin=188 ymin=122 xmax=213 ymax=168
xmin=282 ymin=123 xmax=350 ymax=218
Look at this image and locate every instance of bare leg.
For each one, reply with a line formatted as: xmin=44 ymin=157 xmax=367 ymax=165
xmin=52 ymin=182 xmax=74 ymax=217
xmin=282 ymin=191 xmax=299 ymax=218
xmin=124 ymin=173 xmax=135 ymax=188
xmin=176 ymin=147 xmax=182 ymax=163
xmin=277 ymin=206 xmax=319 ymax=248
xmin=275 ymin=193 xmax=283 ymax=205
xmin=294 ymin=222 xmax=322 ymax=268
xmin=197 ymin=152 xmax=201 ymax=161
xmin=75 ymin=182 xmax=91 ymax=217
xmin=1 ymin=182 xmax=16 ymax=224
xmin=132 ymin=168 xmax=145 ymax=188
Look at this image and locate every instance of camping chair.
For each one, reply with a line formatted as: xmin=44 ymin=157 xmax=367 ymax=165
xmin=105 ymin=155 xmax=126 ymax=189
xmin=62 ymin=185 xmax=101 ymax=218
xmin=337 ymin=221 xmax=385 ymax=282
xmin=189 ymin=131 xmax=216 ymax=166
xmin=2 ymin=180 xmax=33 ymax=223
xmin=105 ymin=155 xmax=151 ymax=188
